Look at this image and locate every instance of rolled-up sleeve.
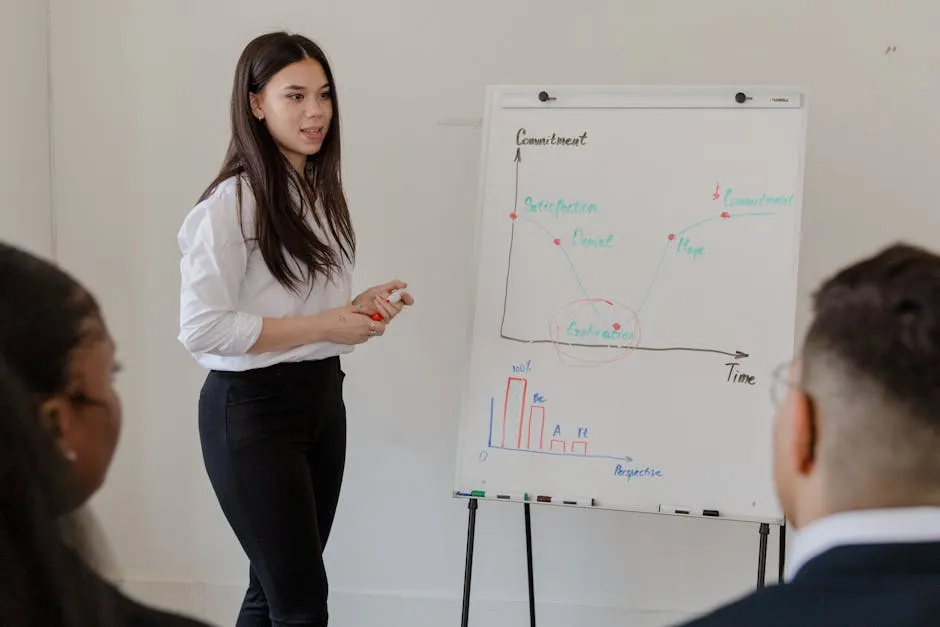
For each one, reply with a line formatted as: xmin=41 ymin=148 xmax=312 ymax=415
xmin=177 ymin=184 xmax=263 ymax=356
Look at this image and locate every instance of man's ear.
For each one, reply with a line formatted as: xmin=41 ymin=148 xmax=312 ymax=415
xmin=790 ymin=389 xmax=817 ymax=476
xmin=249 ymin=92 xmax=264 ymax=121
xmin=38 ymin=396 xmax=78 ymax=461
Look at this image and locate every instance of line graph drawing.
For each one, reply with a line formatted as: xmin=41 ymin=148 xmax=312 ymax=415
xmin=499 ymin=147 xmax=777 ymax=364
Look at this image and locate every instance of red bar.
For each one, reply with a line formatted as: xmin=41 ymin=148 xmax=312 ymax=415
xmin=540 ymin=409 xmax=546 ymax=450
xmin=550 ymin=439 xmax=566 ymax=453
xmin=502 ymin=377 xmax=527 ymax=448
xmin=571 ymin=441 xmax=588 ymax=455
xmin=527 ymin=406 xmax=545 ymax=449
xmin=517 ymin=378 xmax=528 ymax=448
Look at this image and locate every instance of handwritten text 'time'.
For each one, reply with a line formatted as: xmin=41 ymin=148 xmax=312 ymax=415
xmin=614 ymin=464 xmax=663 ymax=481
xmin=725 ymin=362 xmax=757 ymax=385
xmin=516 ymin=127 xmax=588 ymax=147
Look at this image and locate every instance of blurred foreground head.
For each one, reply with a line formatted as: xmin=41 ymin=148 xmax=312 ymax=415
xmin=772 ymin=243 xmax=940 ymax=528
xmin=0 ymin=241 xmax=122 ymax=509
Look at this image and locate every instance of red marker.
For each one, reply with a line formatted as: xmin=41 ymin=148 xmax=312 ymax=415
xmin=369 ymin=289 xmax=404 ymax=320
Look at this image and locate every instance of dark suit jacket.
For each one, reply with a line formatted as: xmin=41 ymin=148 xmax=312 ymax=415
xmin=677 ymin=541 xmax=940 ymax=627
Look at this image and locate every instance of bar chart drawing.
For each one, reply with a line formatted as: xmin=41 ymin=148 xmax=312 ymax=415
xmin=486 ymin=375 xmax=632 ymax=463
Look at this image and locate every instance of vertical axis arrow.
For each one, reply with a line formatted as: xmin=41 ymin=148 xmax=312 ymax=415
xmin=500 ymin=148 xmax=522 ymax=336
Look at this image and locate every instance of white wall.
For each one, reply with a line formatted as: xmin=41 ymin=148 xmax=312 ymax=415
xmin=0 ymin=0 xmax=51 ymax=256
xmin=43 ymin=1 xmax=940 ymax=626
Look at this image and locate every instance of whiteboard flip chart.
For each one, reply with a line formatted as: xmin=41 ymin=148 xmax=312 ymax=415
xmin=454 ymin=86 xmax=806 ymax=524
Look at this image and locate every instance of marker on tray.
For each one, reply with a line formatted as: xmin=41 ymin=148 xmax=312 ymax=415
xmin=660 ymin=505 xmax=693 ymax=515
xmin=495 ymin=492 xmax=530 ymax=502
xmin=659 ymin=505 xmax=721 ymax=517
xmin=561 ymin=497 xmax=596 ymax=507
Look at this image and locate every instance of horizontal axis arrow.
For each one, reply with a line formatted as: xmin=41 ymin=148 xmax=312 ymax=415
xmin=500 ymin=334 xmax=748 ymax=359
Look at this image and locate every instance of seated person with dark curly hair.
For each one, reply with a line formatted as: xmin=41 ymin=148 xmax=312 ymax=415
xmin=0 ymin=240 xmax=211 ymax=627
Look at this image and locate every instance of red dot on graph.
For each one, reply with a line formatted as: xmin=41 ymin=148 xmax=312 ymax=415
xmin=667 ymin=233 xmax=675 ymax=241
xmin=613 ymin=323 xmax=622 ymax=330
xmin=510 ymin=212 xmax=518 ymax=220
xmin=720 ymin=211 xmax=730 ymax=219
xmin=553 ymin=238 xmax=561 ymax=245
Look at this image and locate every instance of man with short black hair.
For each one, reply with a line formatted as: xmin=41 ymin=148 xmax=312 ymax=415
xmin=678 ymin=243 xmax=940 ymax=627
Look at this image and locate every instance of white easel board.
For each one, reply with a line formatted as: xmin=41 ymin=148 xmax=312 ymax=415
xmin=454 ymin=86 xmax=806 ymax=524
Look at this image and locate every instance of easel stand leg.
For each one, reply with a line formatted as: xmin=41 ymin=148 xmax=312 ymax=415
xmin=756 ymin=523 xmax=770 ymax=589
xmin=524 ymin=503 xmax=536 ymax=627
xmin=778 ymin=522 xmax=787 ymax=583
xmin=460 ymin=498 xmax=478 ymax=627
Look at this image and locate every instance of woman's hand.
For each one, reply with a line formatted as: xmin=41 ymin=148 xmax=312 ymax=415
xmin=352 ymin=279 xmax=414 ymax=322
xmin=317 ymin=305 xmax=386 ymax=345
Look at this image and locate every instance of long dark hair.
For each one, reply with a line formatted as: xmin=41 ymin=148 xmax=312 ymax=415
xmin=199 ymin=31 xmax=355 ymax=293
xmin=0 ymin=357 xmax=117 ymax=626
xmin=0 ymin=241 xmax=117 ymax=625
xmin=0 ymin=242 xmax=101 ymax=398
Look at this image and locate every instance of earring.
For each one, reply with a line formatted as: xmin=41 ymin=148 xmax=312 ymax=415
xmin=63 ymin=449 xmax=77 ymax=462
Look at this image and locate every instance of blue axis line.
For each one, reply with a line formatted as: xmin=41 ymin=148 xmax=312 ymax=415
xmin=486 ymin=396 xmax=633 ymax=463
xmin=488 ymin=397 xmax=493 ymax=447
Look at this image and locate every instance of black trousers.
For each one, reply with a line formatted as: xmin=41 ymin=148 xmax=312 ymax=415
xmin=198 ymin=357 xmax=346 ymax=627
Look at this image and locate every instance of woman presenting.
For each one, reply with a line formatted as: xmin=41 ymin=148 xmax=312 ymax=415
xmin=177 ymin=31 xmax=413 ymax=627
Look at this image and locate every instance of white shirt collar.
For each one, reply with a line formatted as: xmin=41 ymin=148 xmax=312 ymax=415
xmin=785 ymin=506 xmax=940 ymax=581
